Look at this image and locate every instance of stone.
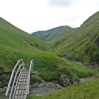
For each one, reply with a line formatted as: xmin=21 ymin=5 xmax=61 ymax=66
xmin=56 ymin=84 xmax=62 ymax=89
xmin=36 ymin=94 xmax=42 ymax=96
xmin=59 ymin=74 xmax=69 ymax=87
xmin=31 ymin=82 xmax=39 ymax=88
xmin=31 ymin=71 xmax=38 ymax=76
xmin=0 ymin=87 xmax=6 ymax=93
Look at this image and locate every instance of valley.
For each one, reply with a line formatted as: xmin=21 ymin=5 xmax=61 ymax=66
xmin=0 ymin=11 xmax=99 ymax=99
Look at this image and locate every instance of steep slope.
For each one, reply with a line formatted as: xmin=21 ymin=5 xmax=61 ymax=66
xmin=32 ymin=26 xmax=76 ymax=47
xmin=0 ymin=17 xmax=51 ymax=52
xmin=0 ymin=17 xmax=53 ymax=69
xmin=54 ymin=11 xmax=99 ymax=65
xmin=0 ymin=17 xmax=51 ymax=86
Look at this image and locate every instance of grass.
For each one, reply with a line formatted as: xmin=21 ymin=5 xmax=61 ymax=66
xmin=64 ymin=60 xmax=98 ymax=78
xmin=28 ymin=79 xmax=99 ymax=99
xmin=0 ymin=11 xmax=99 ymax=99
xmin=0 ymin=18 xmax=83 ymax=87
xmin=30 ymin=77 xmax=42 ymax=84
xmin=0 ymin=17 xmax=51 ymax=71
xmin=53 ymin=11 xmax=99 ymax=64
xmin=31 ymin=53 xmax=70 ymax=81
xmin=31 ymin=53 xmax=98 ymax=81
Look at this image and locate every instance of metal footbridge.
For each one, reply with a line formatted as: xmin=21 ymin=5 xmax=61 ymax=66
xmin=5 ymin=59 xmax=34 ymax=99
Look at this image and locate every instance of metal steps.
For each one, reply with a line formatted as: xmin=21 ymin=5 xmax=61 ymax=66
xmin=12 ymin=70 xmax=28 ymax=99
xmin=5 ymin=59 xmax=34 ymax=99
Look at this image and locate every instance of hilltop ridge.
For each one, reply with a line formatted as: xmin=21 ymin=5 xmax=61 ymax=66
xmin=32 ymin=26 xmax=77 ymax=47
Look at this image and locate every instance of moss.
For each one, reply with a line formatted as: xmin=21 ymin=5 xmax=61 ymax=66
xmin=30 ymin=77 xmax=42 ymax=84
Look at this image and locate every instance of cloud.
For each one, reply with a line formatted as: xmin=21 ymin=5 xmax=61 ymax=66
xmin=46 ymin=0 xmax=79 ymax=7
xmin=0 ymin=0 xmax=99 ymax=33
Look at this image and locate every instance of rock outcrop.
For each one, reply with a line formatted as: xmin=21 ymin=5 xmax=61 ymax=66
xmin=59 ymin=74 xmax=76 ymax=87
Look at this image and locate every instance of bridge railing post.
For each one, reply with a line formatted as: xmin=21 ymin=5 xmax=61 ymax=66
xmin=27 ymin=59 xmax=34 ymax=94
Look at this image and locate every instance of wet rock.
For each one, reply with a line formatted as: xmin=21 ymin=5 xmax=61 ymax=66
xmin=36 ymin=94 xmax=42 ymax=96
xmin=31 ymin=82 xmax=39 ymax=88
xmin=56 ymin=84 xmax=62 ymax=89
xmin=0 ymin=87 xmax=6 ymax=93
xmin=31 ymin=71 xmax=38 ymax=76
xmin=0 ymin=72 xmax=10 ymax=87
xmin=30 ymin=81 xmax=63 ymax=95
xmin=59 ymin=74 xmax=69 ymax=86
xmin=59 ymin=74 xmax=74 ymax=87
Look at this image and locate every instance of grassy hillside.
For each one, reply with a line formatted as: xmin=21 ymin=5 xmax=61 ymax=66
xmin=53 ymin=11 xmax=99 ymax=65
xmin=0 ymin=17 xmax=51 ymax=87
xmin=32 ymin=53 xmax=97 ymax=80
xmin=28 ymin=78 xmax=99 ymax=99
xmin=0 ymin=17 xmax=52 ymax=70
xmin=0 ymin=17 xmax=51 ymax=51
xmin=0 ymin=16 xmax=98 ymax=88
xmin=32 ymin=26 xmax=76 ymax=47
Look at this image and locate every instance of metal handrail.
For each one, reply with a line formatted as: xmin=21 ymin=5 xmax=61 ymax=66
xmin=5 ymin=59 xmax=25 ymax=98
xmin=12 ymin=68 xmax=24 ymax=96
xmin=27 ymin=59 xmax=34 ymax=94
xmin=5 ymin=59 xmax=34 ymax=99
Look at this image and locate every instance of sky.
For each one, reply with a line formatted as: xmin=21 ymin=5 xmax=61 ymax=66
xmin=0 ymin=0 xmax=99 ymax=34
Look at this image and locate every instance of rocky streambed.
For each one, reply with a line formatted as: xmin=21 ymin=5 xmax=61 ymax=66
xmin=29 ymin=76 xmax=98 ymax=96
xmin=30 ymin=82 xmax=63 ymax=96
xmin=0 ymin=76 xmax=98 ymax=99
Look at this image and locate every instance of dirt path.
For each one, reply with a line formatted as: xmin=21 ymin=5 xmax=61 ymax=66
xmin=80 ymin=76 xmax=98 ymax=83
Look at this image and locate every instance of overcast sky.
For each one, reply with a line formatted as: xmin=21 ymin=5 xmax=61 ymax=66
xmin=0 ymin=0 xmax=99 ymax=33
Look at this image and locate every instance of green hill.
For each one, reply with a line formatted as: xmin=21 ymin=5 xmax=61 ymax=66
xmin=0 ymin=17 xmax=52 ymax=70
xmin=32 ymin=26 xmax=77 ymax=47
xmin=0 ymin=17 xmax=51 ymax=52
xmin=53 ymin=11 xmax=99 ymax=65
xmin=0 ymin=17 xmax=97 ymax=88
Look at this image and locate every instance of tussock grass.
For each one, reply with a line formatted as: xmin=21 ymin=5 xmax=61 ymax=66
xmin=64 ymin=60 xmax=97 ymax=78
xmin=31 ymin=53 xmax=98 ymax=81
